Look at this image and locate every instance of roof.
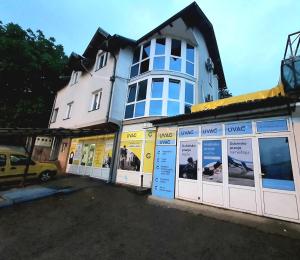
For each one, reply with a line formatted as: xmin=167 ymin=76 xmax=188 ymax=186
xmin=137 ymin=2 xmax=226 ymax=89
xmin=192 ymin=83 xmax=285 ymax=113
xmin=0 ymin=122 xmax=119 ymax=137
xmin=151 ymin=96 xmax=294 ymax=126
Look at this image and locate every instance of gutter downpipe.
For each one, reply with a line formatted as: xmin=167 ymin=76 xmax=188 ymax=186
xmin=106 ymin=46 xmax=119 ymax=184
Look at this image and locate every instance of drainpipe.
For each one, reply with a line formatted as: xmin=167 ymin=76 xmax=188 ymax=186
xmin=106 ymin=51 xmax=117 ymax=122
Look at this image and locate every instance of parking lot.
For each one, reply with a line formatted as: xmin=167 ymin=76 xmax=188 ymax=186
xmin=0 ymin=176 xmax=300 ymax=260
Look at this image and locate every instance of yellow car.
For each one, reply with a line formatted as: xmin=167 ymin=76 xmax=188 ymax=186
xmin=0 ymin=146 xmax=57 ymax=183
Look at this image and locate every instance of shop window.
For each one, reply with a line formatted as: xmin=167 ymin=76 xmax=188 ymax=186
xmin=51 ymin=108 xmax=59 ymax=123
xmin=95 ymin=52 xmax=107 ymax=71
xmin=259 ymin=137 xmax=294 ymax=191
xmin=184 ymin=82 xmax=194 ymax=114
xmin=170 ymin=39 xmax=182 ymax=72
xmin=153 ymin=38 xmax=165 ymax=70
xmin=179 ymin=141 xmax=197 ymax=180
xmin=186 ymin=44 xmax=195 ymax=76
xmin=90 ymin=90 xmax=102 ymax=111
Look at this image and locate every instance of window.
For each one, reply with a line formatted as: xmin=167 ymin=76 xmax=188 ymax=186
xmin=186 ymin=44 xmax=195 ymax=76
xmin=65 ymin=102 xmax=73 ymax=119
xmin=10 ymin=154 xmax=28 ymax=166
xmin=170 ymin=39 xmax=182 ymax=72
xmin=51 ymin=108 xmax=59 ymax=123
xmin=0 ymin=154 xmax=6 ymax=167
xmin=90 ymin=90 xmax=102 ymax=111
xmin=130 ymin=42 xmax=150 ymax=78
xmin=167 ymin=79 xmax=180 ymax=116
xmin=184 ymin=82 xmax=194 ymax=114
xmin=153 ymin=38 xmax=165 ymax=70
xmin=149 ymin=78 xmax=163 ymax=116
xmin=71 ymin=71 xmax=80 ymax=85
xmin=95 ymin=52 xmax=107 ymax=71
xmin=124 ymin=80 xmax=148 ymax=119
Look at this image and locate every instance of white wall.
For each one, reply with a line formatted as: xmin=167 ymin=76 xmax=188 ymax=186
xmin=49 ymin=52 xmax=115 ymax=129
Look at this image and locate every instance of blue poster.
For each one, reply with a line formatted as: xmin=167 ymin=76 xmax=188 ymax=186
xmin=225 ymin=122 xmax=253 ymax=135
xmin=152 ymin=145 xmax=176 ymax=199
xmin=202 ymin=140 xmax=223 ymax=183
xmin=201 ymin=124 xmax=223 ymax=137
xmin=256 ymin=119 xmax=288 ymax=133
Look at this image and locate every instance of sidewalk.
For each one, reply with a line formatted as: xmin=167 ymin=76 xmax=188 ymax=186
xmin=148 ymin=195 xmax=300 ymax=240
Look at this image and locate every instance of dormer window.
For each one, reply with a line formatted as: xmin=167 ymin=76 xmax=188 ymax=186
xmin=95 ymin=52 xmax=108 ymax=71
xmin=71 ymin=71 xmax=80 ymax=85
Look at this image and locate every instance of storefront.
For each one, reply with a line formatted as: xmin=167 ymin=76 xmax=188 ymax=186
xmin=116 ymin=124 xmax=156 ymax=188
xmin=151 ymin=96 xmax=300 ymax=223
xmin=66 ymin=134 xmax=115 ymax=181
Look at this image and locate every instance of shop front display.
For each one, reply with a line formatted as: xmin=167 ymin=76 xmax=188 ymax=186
xmin=66 ymin=134 xmax=114 ymax=181
xmin=173 ymin=117 xmax=300 ymax=222
xmin=116 ymin=128 xmax=156 ymax=188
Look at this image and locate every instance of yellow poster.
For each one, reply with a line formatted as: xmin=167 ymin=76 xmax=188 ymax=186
xmin=121 ymin=131 xmax=144 ymax=140
xmin=93 ymin=142 xmax=105 ymax=168
xmin=68 ymin=139 xmax=78 ymax=165
xmin=156 ymin=127 xmax=177 ymax=145
xmin=143 ymin=130 xmax=156 ymax=173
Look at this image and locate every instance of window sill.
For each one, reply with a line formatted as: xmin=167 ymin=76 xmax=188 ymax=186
xmin=63 ymin=117 xmax=71 ymax=121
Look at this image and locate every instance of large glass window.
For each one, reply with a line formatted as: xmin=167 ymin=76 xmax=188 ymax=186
xmin=168 ymin=79 xmax=180 ymax=99
xmin=149 ymin=100 xmax=162 ymax=116
xmin=186 ymin=44 xmax=195 ymax=76
xmin=185 ymin=82 xmax=194 ymax=114
xmin=259 ymin=137 xmax=294 ymax=191
xmin=149 ymin=78 xmax=163 ymax=116
xmin=130 ymin=42 xmax=150 ymax=78
xmin=170 ymin=39 xmax=182 ymax=72
xmin=167 ymin=101 xmax=180 ymax=116
xmin=153 ymin=38 xmax=165 ymax=70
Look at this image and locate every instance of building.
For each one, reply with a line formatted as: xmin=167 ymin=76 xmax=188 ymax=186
xmin=49 ymin=2 xmax=227 ymax=185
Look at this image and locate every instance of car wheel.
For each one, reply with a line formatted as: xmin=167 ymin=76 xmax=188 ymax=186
xmin=39 ymin=171 xmax=52 ymax=182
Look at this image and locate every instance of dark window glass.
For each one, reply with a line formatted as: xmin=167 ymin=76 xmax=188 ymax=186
xmin=171 ymin=39 xmax=181 ymax=56
xmin=125 ymin=104 xmax=134 ymax=119
xmin=185 ymin=82 xmax=194 ymax=103
xmin=155 ymin=38 xmax=165 ymax=55
xmin=134 ymin=101 xmax=145 ymax=117
xmin=140 ymin=59 xmax=149 ymax=74
xmin=0 ymin=154 xmax=6 ymax=167
xmin=142 ymin=41 xmax=151 ymax=59
xmin=184 ymin=104 xmax=191 ymax=114
xmin=10 ymin=154 xmax=28 ymax=166
xmin=153 ymin=57 xmax=165 ymax=70
xmin=168 ymin=79 xmax=180 ymax=99
xmin=127 ymin=84 xmax=136 ymax=103
xmin=186 ymin=61 xmax=194 ymax=76
xmin=132 ymin=47 xmax=141 ymax=64
xmin=151 ymin=78 xmax=163 ymax=98
xmin=170 ymin=57 xmax=181 ymax=71
xmin=186 ymin=44 xmax=194 ymax=62
xmin=167 ymin=101 xmax=180 ymax=116
xmin=149 ymin=100 xmax=162 ymax=115
xmin=137 ymin=80 xmax=147 ymax=101
xmin=259 ymin=137 xmax=294 ymax=191
xmin=130 ymin=64 xmax=139 ymax=78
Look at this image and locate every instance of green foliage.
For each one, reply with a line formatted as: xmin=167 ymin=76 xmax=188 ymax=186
xmin=219 ymin=88 xmax=232 ymax=99
xmin=0 ymin=21 xmax=70 ymax=127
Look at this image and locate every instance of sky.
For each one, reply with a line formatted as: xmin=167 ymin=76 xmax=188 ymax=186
xmin=1 ymin=0 xmax=299 ymax=95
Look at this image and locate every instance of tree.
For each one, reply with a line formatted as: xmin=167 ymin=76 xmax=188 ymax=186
xmin=219 ymin=87 xmax=232 ymax=99
xmin=0 ymin=21 xmax=70 ymax=128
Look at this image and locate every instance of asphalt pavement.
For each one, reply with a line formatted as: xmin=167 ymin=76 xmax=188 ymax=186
xmin=0 ymin=175 xmax=300 ymax=260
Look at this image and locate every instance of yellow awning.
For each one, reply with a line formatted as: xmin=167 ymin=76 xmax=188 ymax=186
xmin=191 ymin=83 xmax=285 ymax=113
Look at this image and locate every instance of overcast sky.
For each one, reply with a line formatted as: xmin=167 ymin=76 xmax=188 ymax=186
xmin=1 ymin=0 xmax=299 ymax=95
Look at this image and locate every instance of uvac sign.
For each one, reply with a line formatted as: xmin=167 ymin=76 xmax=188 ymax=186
xmin=225 ymin=122 xmax=253 ymax=135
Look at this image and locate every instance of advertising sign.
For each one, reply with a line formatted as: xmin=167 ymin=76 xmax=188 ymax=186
xmin=201 ymin=124 xmax=223 ymax=137
xmin=102 ymin=141 xmax=113 ymax=168
xmin=68 ymin=140 xmax=80 ymax=165
xmin=152 ymin=145 xmax=177 ymax=199
xmin=156 ymin=128 xmax=177 ymax=145
xmin=225 ymin=122 xmax=253 ymax=135
xmin=86 ymin=144 xmax=96 ymax=167
xmin=202 ymin=140 xmax=222 ymax=183
xmin=179 ymin=127 xmax=199 ymax=138
xmin=143 ymin=130 xmax=156 ymax=173
xmin=228 ymin=139 xmax=254 ymax=187
xmin=256 ymin=119 xmax=288 ymax=133
xmin=179 ymin=141 xmax=197 ymax=180
xmin=93 ymin=143 xmax=105 ymax=168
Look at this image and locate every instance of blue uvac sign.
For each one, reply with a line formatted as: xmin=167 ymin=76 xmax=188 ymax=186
xmin=256 ymin=119 xmax=288 ymax=133
xmin=225 ymin=122 xmax=253 ymax=135
xmin=152 ymin=145 xmax=176 ymax=199
xmin=201 ymin=124 xmax=223 ymax=137
xmin=179 ymin=127 xmax=199 ymax=138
